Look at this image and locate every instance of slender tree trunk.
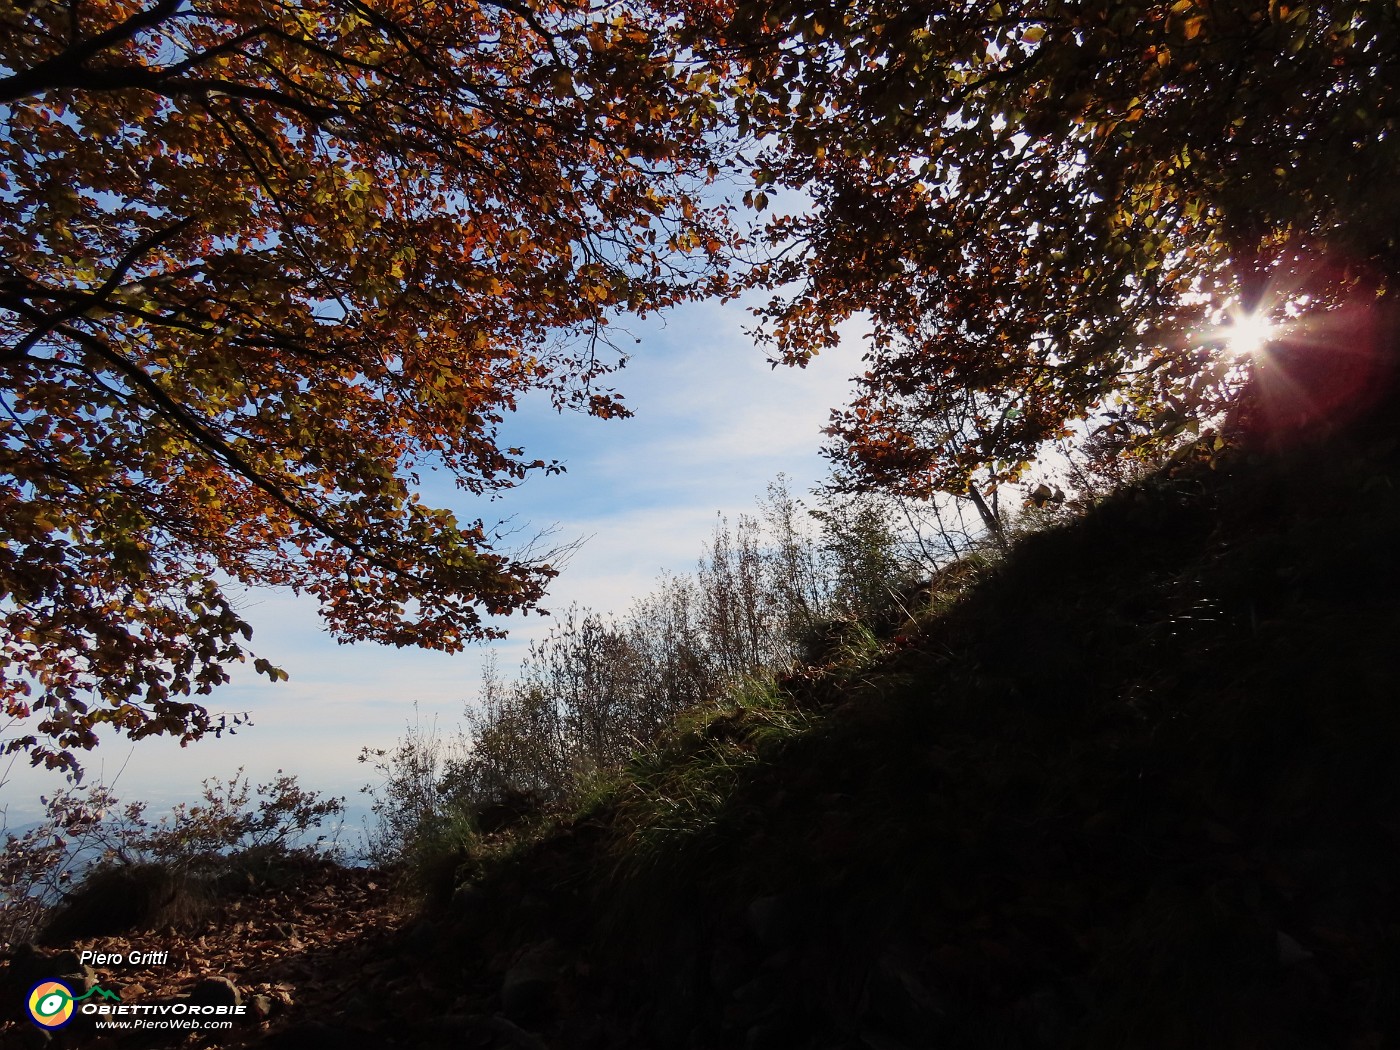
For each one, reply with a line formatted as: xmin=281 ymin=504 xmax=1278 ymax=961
xmin=966 ymin=484 xmax=1009 ymax=553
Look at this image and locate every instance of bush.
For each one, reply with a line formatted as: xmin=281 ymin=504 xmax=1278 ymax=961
xmin=0 ymin=786 xmax=118 ymax=948
xmin=363 ymin=476 xmax=975 ymax=882
xmin=117 ymin=768 xmax=346 ymax=872
xmin=0 ymin=770 xmax=344 ymax=946
xmin=359 ymin=710 xmax=464 ymax=867
xmin=358 ymin=706 xmax=543 ymax=897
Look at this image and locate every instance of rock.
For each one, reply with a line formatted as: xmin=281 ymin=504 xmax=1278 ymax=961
xmin=728 ymin=971 xmax=788 ymax=1030
xmin=733 ymin=970 xmax=786 ymax=1007
xmin=760 ymin=948 xmax=794 ymax=970
xmin=48 ymin=951 xmax=82 ymax=977
xmin=746 ymin=895 xmax=803 ymax=950
xmin=1 ymin=948 xmax=94 ymax=993
xmin=859 ymin=1028 xmax=916 ymax=1050
xmin=1014 ymin=984 xmax=1066 ymax=1046
xmin=501 ymin=948 xmax=558 ymax=1023
xmin=261 ymin=1024 xmax=384 ymax=1050
xmin=401 ymin=918 xmax=440 ymax=955
xmin=480 ymin=1014 xmax=553 ymax=1050
xmin=5 ymin=943 xmax=39 ymax=963
xmin=709 ymin=940 xmax=752 ymax=996
xmin=2 ymin=946 xmax=62 ymax=998
xmin=188 ymin=975 xmax=241 ymax=1010
xmin=450 ymin=882 xmax=484 ymax=923
xmin=13 ymin=1024 xmax=52 ymax=1049
xmin=644 ymin=996 xmax=698 ymax=1047
xmin=415 ymin=1014 xmax=477 ymax=1047
xmin=1277 ymin=931 xmax=1313 ymax=966
xmin=862 ymin=953 xmax=944 ymax=1037
xmin=41 ymin=961 xmax=98 ymax=995
xmin=418 ymin=1014 xmax=552 ymax=1050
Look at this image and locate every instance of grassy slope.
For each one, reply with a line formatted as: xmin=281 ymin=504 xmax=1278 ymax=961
xmin=428 ymin=427 xmax=1400 ymax=1050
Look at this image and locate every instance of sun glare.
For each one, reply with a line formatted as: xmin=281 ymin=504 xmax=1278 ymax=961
xmin=1222 ymin=310 xmax=1278 ymax=357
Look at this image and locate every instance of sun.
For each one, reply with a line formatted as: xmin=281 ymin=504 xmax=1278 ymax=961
xmin=1221 ymin=309 xmax=1278 ymax=357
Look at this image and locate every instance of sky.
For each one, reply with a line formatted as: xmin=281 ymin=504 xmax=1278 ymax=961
xmin=0 ymin=294 xmax=868 ymax=830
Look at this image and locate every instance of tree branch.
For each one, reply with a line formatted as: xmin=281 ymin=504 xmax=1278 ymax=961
xmin=4 ymin=218 xmax=194 ymax=362
xmin=11 ymin=306 xmax=415 ymax=580
xmin=0 ymin=0 xmax=184 ymax=104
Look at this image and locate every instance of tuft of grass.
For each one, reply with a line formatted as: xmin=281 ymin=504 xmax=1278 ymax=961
xmin=598 ymin=673 xmax=819 ymax=880
xmin=40 ymin=863 xmax=210 ymax=943
xmin=396 ymin=808 xmax=486 ymax=910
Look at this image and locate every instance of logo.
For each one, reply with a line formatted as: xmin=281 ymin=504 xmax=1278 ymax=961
xmin=27 ymin=980 xmax=121 ymax=1029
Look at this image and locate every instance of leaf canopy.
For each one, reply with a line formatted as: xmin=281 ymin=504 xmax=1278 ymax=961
xmin=718 ymin=0 xmax=1400 ymax=494
xmin=0 ymin=0 xmax=734 ymax=772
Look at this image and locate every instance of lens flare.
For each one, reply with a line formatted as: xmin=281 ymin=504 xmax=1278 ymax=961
xmin=1223 ymin=310 xmax=1277 ymax=357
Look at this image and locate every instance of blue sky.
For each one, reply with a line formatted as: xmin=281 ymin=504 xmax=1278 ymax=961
xmin=1 ymin=294 xmax=867 ymax=827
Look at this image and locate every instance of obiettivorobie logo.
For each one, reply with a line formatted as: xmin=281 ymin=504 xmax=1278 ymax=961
xmin=27 ymin=980 xmax=121 ymax=1029
xmin=26 ymin=977 xmax=249 ymax=1032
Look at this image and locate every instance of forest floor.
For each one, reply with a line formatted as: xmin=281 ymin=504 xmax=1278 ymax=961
xmin=3 ymin=863 xmax=428 ymax=1048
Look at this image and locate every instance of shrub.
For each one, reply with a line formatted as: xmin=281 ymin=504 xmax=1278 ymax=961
xmin=359 ymin=710 xmax=463 ymax=867
xmin=0 ymin=785 xmax=117 ymax=947
xmin=364 ymin=476 xmax=998 ymax=886
xmin=0 ymin=770 xmax=344 ymax=946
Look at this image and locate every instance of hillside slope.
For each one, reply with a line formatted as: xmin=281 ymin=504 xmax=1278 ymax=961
xmin=10 ymin=424 xmax=1400 ymax=1049
xmin=423 ymin=426 xmax=1400 ymax=1050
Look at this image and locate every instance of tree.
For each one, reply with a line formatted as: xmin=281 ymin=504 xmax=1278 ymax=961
xmin=0 ymin=0 xmax=735 ymax=773
xmin=717 ymin=0 xmax=1400 ymax=502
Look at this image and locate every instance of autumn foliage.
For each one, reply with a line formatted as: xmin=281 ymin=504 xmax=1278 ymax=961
xmin=5 ymin=0 xmax=1398 ymax=774
xmin=720 ymin=0 xmax=1400 ymax=496
xmin=0 ymin=0 xmax=734 ymax=770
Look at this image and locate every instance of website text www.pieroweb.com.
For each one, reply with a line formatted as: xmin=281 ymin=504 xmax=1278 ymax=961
xmin=27 ymin=977 xmax=248 ymax=1033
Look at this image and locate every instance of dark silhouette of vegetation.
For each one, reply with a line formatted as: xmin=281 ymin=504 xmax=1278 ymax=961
xmin=14 ymin=410 xmax=1399 ymax=1050
xmin=361 ymin=478 xmax=955 ymax=869
xmin=6 ymin=4 xmax=1400 ymax=1047
xmin=390 ymin=418 xmax=1400 ymax=1049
